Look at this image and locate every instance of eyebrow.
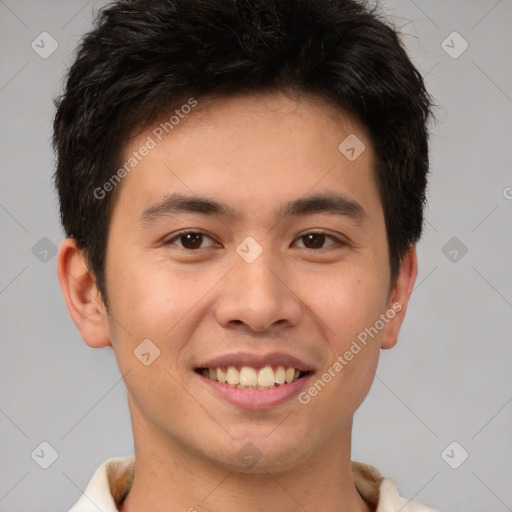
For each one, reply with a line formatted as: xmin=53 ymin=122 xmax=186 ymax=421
xmin=139 ymin=191 xmax=367 ymax=226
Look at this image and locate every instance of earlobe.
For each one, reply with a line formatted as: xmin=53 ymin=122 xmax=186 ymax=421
xmin=57 ymin=238 xmax=111 ymax=348
xmin=380 ymin=244 xmax=418 ymax=350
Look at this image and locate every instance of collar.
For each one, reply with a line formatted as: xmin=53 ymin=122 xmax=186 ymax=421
xmin=69 ymin=456 xmax=437 ymax=512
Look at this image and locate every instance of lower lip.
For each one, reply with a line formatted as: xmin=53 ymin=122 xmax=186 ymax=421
xmin=198 ymin=373 xmax=313 ymax=410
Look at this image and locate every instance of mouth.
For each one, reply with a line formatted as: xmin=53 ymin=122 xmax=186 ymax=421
xmin=195 ymin=365 xmax=311 ymax=390
xmin=194 ymin=352 xmax=314 ymax=409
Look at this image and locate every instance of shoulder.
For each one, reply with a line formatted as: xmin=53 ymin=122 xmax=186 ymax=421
xmin=351 ymin=461 xmax=439 ymax=512
xmin=68 ymin=456 xmax=135 ymax=512
xmin=377 ymin=476 xmax=439 ymax=512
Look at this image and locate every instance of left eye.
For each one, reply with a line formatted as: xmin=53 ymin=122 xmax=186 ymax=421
xmin=293 ymin=233 xmax=341 ymax=250
xmin=163 ymin=231 xmax=342 ymax=251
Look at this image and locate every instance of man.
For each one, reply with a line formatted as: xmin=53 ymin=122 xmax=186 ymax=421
xmin=53 ymin=0 xmax=437 ymax=510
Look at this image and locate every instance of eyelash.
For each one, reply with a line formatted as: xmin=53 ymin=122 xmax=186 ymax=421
xmin=162 ymin=230 xmax=346 ymax=251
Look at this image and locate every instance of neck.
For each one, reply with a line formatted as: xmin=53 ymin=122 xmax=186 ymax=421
xmin=120 ymin=406 xmax=371 ymax=512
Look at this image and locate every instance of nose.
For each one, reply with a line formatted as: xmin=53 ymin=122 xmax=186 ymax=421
xmin=213 ymin=248 xmax=303 ymax=334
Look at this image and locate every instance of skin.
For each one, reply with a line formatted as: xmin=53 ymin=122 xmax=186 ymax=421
xmin=57 ymin=91 xmax=417 ymax=512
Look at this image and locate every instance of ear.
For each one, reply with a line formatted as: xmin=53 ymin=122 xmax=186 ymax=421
xmin=57 ymin=238 xmax=111 ymax=348
xmin=380 ymin=244 xmax=418 ymax=350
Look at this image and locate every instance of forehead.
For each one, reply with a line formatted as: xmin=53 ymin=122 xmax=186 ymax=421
xmin=114 ymin=91 xmax=381 ymax=224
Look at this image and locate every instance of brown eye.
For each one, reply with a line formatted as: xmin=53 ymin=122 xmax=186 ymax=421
xmin=164 ymin=231 xmax=216 ymax=250
xmin=179 ymin=232 xmax=203 ymax=249
xmin=294 ymin=232 xmax=341 ymax=250
xmin=302 ymin=233 xmax=326 ymax=249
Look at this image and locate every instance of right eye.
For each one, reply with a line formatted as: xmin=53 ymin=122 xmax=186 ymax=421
xmin=163 ymin=231 xmax=218 ymax=251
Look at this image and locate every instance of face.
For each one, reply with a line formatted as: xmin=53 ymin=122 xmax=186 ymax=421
xmin=100 ymin=91 xmax=405 ymax=472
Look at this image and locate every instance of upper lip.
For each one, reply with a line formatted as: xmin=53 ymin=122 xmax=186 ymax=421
xmin=197 ymin=352 xmax=315 ymax=372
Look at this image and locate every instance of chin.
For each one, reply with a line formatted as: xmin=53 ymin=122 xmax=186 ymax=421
xmin=204 ymin=433 xmax=313 ymax=474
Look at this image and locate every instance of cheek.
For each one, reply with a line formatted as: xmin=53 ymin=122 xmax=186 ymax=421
xmin=106 ymin=255 xmax=227 ymax=368
xmin=303 ymin=264 xmax=389 ymax=343
xmin=300 ymin=272 xmax=386 ymax=417
xmin=104 ymin=259 xmax=182 ymax=366
xmin=108 ymin=254 xmax=182 ymax=325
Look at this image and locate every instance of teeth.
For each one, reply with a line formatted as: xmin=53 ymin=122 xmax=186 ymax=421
xmin=275 ymin=366 xmax=286 ymax=385
xmin=226 ymin=366 xmax=240 ymax=385
xmin=257 ymin=366 xmax=275 ymax=387
xmin=240 ymin=367 xmax=258 ymax=387
xmin=217 ymin=367 xmax=227 ymax=384
xmin=201 ymin=365 xmax=304 ymax=388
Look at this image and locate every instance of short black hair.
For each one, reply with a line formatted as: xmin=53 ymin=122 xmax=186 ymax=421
xmin=53 ymin=0 xmax=434 ymax=301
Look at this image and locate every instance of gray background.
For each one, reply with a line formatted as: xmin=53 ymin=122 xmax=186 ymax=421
xmin=1 ymin=1 xmax=511 ymax=510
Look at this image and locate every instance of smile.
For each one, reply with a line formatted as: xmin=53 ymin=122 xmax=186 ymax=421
xmin=195 ymin=352 xmax=315 ymax=408
xmin=197 ymin=365 xmax=307 ymax=389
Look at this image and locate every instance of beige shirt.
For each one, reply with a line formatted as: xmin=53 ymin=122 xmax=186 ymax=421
xmin=68 ymin=456 xmax=438 ymax=512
